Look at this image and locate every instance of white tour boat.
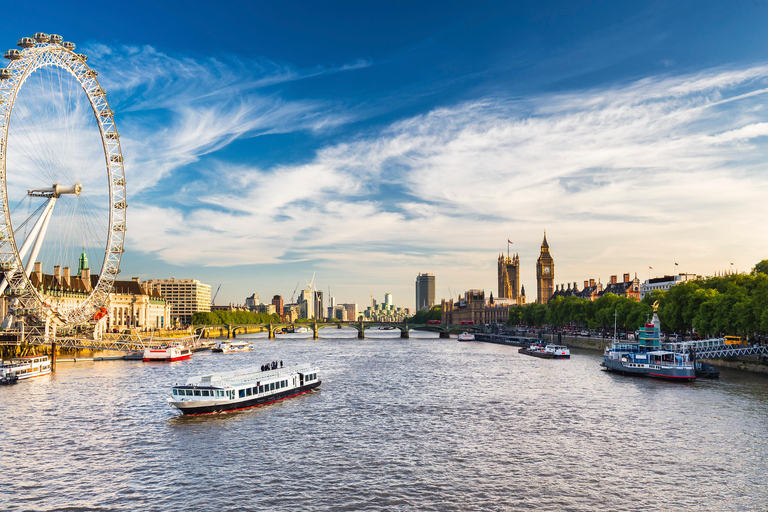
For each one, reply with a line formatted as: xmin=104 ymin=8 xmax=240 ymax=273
xmin=143 ymin=345 xmax=192 ymax=362
xmin=168 ymin=363 xmax=321 ymax=415
xmin=0 ymin=355 xmax=52 ymax=381
xmin=212 ymin=340 xmax=253 ymax=353
xmin=458 ymin=332 xmax=475 ymax=341
xmin=544 ymin=344 xmax=570 ymax=359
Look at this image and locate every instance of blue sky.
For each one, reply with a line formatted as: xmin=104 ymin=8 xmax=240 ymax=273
xmin=4 ymin=1 xmax=768 ymax=309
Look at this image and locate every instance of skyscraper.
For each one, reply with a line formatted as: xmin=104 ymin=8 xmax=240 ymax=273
xmin=415 ymin=273 xmax=436 ymax=311
xmin=271 ymin=295 xmax=283 ymax=316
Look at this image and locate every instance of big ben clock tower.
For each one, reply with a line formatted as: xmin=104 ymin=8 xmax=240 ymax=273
xmin=536 ymin=231 xmax=554 ymax=304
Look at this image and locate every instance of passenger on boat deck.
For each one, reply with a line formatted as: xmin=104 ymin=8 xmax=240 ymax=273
xmin=280 ymin=360 xmax=283 ymax=368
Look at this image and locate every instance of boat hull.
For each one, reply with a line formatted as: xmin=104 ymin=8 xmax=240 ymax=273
xmin=171 ymin=381 xmax=322 ymax=415
xmin=143 ymin=355 xmax=191 ymax=362
xmin=601 ymin=358 xmax=695 ymax=380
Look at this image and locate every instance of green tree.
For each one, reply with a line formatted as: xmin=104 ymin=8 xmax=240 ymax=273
xmin=752 ymin=259 xmax=768 ymax=276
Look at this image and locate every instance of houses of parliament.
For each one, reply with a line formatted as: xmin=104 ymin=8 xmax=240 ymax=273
xmin=498 ymin=232 xmax=554 ymax=305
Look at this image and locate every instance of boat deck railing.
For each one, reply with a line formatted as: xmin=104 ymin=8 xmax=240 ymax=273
xmin=188 ymin=364 xmax=313 ymax=386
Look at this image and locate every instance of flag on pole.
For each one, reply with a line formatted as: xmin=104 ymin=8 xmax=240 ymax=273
xmin=649 ymin=266 xmax=653 ymax=269
xmin=508 ymin=239 xmax=513 ymax=244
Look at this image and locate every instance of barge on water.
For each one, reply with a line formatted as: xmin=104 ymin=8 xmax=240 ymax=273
xmin=168 ymin=363 xmax=321 ymax=415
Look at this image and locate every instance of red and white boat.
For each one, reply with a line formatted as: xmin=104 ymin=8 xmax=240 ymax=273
xmin=143 ymin=345 xmax=192 ymax=362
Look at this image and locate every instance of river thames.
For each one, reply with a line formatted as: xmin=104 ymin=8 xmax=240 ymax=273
xmin=2 ymin=329 xmax=767 ymax=511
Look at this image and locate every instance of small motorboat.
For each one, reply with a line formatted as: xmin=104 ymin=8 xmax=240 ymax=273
xmin=457 ymin=332 xmax=475 ymax=342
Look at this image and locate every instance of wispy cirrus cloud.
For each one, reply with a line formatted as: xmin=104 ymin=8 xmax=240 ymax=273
xmin=122 ymin=62 xmax=768 ymax=295
xmin=84 ymin=44 xmax=369 ymax=192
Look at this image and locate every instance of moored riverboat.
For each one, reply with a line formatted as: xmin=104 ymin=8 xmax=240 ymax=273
xmin=212 ymin=340 xmax=252 ymax=353
xmin=167 ymin=363 xmax=321 ymax=415
xmin=695 ymin=361 xmax=720 ymax=379
xmin=520 ymin=343 xmax=554 ymax=358
xmin=544 ymin=345 xmax=570 ymax=359
xmin=143 ymin=345 xmax=192 ymax=362
xmin=601 ymin=311 xmax=694 ymax=380
xmin=0 ymin=355 xmax=52 ymax=381
xmin=458 ymin=332 xmax=475 ymax=341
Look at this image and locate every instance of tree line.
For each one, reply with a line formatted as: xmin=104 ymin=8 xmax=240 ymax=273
xmin=509 ymin=260 xmax=768 ymax=340
xmin=191 ymin=310 xmax=280 ymax=325
xmin=407 ymin=306 xmax=442 ymax=324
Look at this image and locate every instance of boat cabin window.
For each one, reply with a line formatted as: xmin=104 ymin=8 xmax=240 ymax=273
xmin=246 ymin=388 xmax=252 ymax=396
xmin=239 ymin=389 xmax=245 ymax=398
xmin=173 ymin=389 xmax=178 ymax=395
xmin=185 ymin=390 xmax=193 ymax=396
xmin=194 ymin=390 xmax=201 ymax=396
xmin=202 ymin=390 xmax=210 ymax=397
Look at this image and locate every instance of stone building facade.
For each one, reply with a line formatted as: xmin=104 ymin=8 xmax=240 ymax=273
xmin=441 ymin=289 xmax=512 ymax=326
xmin=1 ymin=261 xmax=171 ymax=331
xmin=498 ymin=252 xmax=523 ymax=304
xmin=536 ymin=232 xmax=555 ymax=304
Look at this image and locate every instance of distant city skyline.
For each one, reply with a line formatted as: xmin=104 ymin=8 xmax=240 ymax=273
xmin=5 ymin=1 xmax=768 ymax=310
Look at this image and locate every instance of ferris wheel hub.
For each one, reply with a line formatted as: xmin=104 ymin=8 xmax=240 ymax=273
xmin=27 ymin=183 xmax=82 ymax=198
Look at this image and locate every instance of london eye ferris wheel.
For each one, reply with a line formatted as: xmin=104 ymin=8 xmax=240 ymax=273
xmin=0 ymin=32 xmax=126 ymax=328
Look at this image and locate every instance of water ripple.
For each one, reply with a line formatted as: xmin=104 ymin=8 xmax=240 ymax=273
xmin=2 ymin=332 xmax=768 ymax=511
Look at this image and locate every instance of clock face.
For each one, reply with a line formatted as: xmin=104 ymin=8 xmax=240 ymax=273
xmin=543 ymin=266 xmax=551 ymax=274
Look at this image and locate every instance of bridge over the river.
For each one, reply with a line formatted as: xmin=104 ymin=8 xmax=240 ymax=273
xmin=193 ymin=321 xmax=484 ymax=340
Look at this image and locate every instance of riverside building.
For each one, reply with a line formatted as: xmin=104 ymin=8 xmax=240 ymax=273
xmin=640 ymin=273 xmax=697 ymax=300
xmin=0 ymin=259 xmax=171 ymax=331
xmin=441 ymin=289 xmax=513 ymax=326
xmin=143 ymin=278 xmax=211 ymax=325
xmin=415 ymin=273 xmax=436 ymax=311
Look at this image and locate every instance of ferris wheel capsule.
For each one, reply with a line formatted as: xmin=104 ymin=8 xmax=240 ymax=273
xmin=17 ymin=37 xmax=35 ymax=48
xmin=4 ymin=49 xmax=22 ymax=60
xmin=33 ymin=33 xmax=50 ymax=43
xmin=49 ymin=34 xmax=63 ymax=44
xmin=62 ymin=41 xmax=76 ymax=51
xmin=0 ymin=69 xmax=12 ymax=80
xmin=77 ymin=53 xmax=87 ymax=62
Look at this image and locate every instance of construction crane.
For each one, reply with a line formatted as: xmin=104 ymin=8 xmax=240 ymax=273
xmin=211 ymin=284 xmax=221 ymax=306
xmin=290 ymin=281 xmax=300 ymax=303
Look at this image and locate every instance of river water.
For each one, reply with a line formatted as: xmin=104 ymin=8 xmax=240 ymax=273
xmin=2 ymin=328 xmax=767 ymax=511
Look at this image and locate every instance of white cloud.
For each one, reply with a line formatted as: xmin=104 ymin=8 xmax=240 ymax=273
xmin=122 ymin=64 xmax=768 ymax=304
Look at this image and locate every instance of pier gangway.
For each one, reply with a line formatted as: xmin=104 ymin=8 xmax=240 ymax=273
xmin=0 ymin=328 xmax=203 ymax=352
xmin=664 ymin=338 xmax=768 ymax=359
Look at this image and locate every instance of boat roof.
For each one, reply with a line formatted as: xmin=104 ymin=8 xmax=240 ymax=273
xmin=11 ymin=355 xmax=47 ymax=360
xmin=181 ymin=363 xmax=315 ymax=387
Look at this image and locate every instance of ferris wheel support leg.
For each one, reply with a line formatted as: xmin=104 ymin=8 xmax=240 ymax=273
xmin=0 ymin=197 xmax=56 ymax=296
xmin=25 ymin=197 xmax=57 ymax=276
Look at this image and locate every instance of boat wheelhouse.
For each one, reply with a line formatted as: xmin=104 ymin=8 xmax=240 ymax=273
xmin=143 ymin=345 xmax=191 ymax=362
xmin=0 ymin=355 xmax=52 ymax=381
xmin=168 ymin=363 xmax=321 ymax=415
xmin=601 ymin=311 xmax=694 ymax=380
xmin=212 ymin=340 xmax=253 ymax=353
